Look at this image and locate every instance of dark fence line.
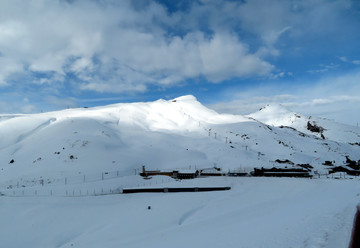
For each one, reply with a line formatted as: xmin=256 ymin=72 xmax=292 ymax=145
xmin=2 ymin=188 xmax=122 ymax=197
xmin=2 ymin=169 xmax=133 ymax=190
xmin=122 ymin=186 xmax=231 ymax=194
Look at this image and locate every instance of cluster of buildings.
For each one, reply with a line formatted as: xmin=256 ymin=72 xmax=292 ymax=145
xmin=139 ymin=166 xmax=229 ymax=180
xmin=139 ymin=165 xmax=312 ymax=179
xmin=140 ymin=158 xmax=360 ymax=180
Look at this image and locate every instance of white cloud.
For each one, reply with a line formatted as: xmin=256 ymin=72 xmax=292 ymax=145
xmin=339 ymin=56 xmax=348 ymax=62
xmin=44 ymin=96 xmax=78 ymax=109
xmin=21 ymin=104 xmax=38 ymax=114
xmin=0 ymin=0 xmax=275 ymax=93
xmin=0 ymin=0 xmax=357 ymax=99
xmin=307 ymin=63 xmax=339 ymax=74
xmin=0 ymin=58 xmax=23 ymax=85
xmin=198 ymin=33 xmax=273 ymax=81
xmin=338 ymin=56 xmax=360 ymax=66
xmin=210 ymin=71 xmax=360 ymax=126
xmin=0 ymin=98 xmax=38 ymax=114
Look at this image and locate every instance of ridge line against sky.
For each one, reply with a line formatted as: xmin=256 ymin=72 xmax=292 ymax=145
xmin=0 ymin=0 xmax=359 ymax=125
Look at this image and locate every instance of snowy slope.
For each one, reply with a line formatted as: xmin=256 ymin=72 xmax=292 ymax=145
xmin=0 ymin=95 xmax=359 ymax=184
xmin=0 ymin=96 xmax=247 ymax=182
xmin=0 ymin=96 xmax=360 ymax=248
xmin=248 ymin=104 xmax=360 ymax=143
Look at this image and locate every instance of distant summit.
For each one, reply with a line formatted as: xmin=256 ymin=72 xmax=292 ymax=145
xmin=173 ymin=95 xmax=199 ymax=102
xmin=248 ymin=104 xmax=302 ymax=126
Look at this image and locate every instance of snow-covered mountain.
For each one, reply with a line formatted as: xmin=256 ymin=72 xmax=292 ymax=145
xmin=248 ymin=103 xmax=360 ymax=143
xmin=0 ymin=95 xmax=359 ymax=183
xmin=1 ymin=95 xmax=360 ymax=248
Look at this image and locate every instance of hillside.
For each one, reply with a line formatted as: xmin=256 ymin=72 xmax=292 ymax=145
xmin=0 ymin=95 xmax=359 ymax=185
xmin=1 ymin=96 xmax=360 ymax=248
xmin=249 ymin=104 xmax=360 ymax=143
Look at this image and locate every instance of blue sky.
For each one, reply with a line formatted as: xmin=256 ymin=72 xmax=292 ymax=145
xmin=0 ymin=0 xmax=360 ymax=125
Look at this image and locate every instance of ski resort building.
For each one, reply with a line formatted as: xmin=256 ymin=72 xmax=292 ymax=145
xmin=251 ymin=167 xmax=312 ymax=178
xmin=140 ymin=166 xmax=199 ymax=179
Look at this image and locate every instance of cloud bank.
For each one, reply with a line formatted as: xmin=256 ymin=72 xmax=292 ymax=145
xmin=1 ymin=0 xmax=356 ymax=93
xmin=0 ymin=0 xmax=275 ymax=93
xmin=210 ymin=71 xmax=360 ymax=125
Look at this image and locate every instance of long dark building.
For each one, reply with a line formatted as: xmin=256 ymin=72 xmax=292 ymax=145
xmin=252 ymin=167 xmax=312 ymax=178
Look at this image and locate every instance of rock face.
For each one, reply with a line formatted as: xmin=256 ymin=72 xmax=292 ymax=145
xmin=307 ymin=121 xmax=325 ymax=133
xmin=345 ymin=156 xmax=360 ymax=170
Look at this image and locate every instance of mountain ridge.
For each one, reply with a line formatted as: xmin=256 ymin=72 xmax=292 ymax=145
xmin=0 ymin=95 xmax=359 ymax=182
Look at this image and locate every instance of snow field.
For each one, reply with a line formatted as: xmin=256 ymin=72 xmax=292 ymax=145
xmin=0 ymin=177 xmax=359 ymax=248
xmin=0 ymin=95 xmax=359 ymax=248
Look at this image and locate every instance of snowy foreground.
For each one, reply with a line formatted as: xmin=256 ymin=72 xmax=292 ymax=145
xmin=1 ymin=176 xmax=359 ymax=248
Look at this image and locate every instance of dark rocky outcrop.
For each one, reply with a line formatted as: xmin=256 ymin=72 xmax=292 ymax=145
xmin=296 ymin=163 xmax=313 ymax=171
xmin=307 ymin=121 xmax=325 ymax=133
xmin=345 ymin=156 xmax=360 ymax=170
xmin=275 ymin=159 xmax=294 ymax=165
xmin=323 ymin=161 xmax=334 ymax=166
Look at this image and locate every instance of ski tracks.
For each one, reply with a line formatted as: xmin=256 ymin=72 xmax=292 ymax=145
xmin=178 ymin=205 xmax=204 ymax=226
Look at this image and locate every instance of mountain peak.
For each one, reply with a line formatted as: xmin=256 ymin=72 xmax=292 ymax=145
xmin=172 ymin=95 xmax=198 ymax=102
xmin=258 ymin=104 xmax=292 ymax=114
xmin=248 ymin=104 xmax=301 ymax=126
